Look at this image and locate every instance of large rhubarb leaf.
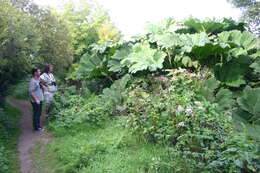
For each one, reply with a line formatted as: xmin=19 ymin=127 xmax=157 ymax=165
xmin=102 ymin=74 xmax=131 ymax=105
xmin=215 ymin=88 xmax=234 ymax=110
xmin=184 ymin=17 xmax=245 ymax=34
xmin=218 ymin=31 xmax=259 ymax=51
xmin=235 ymin=86 xmax=260 ymax=122
xmin=121 ymin=42 xmax=166 ymax=73
xmin=250 ymin=60 xmax=260 ymax=73
xmin=214 ymin=56 xmax=251 ymax=87
xmin=108 ymin=44 xmax=132 ymax=72
xmin=237 ymin=86 xmax=260 ymax=117
xmin=198 ymin=77 xmax=220 ymax=102
xmin=180 ymin=32 xmax=210 ymax=53
xmin=77 ymin=53 xmax=108 ymax=78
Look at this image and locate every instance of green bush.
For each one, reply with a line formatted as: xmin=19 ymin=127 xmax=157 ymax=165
xmin=0 ymin=103 xmax=20 ymax=173
xmin=49 ymin=93 xmax=113 ymax=131
xmin=125 ymin=70 xmax=259 ymax=172
xmin=0 ymin=146 xmax=8 ymax=173
xmin=6 ymin=79 xmax=29 ymax=100
xmin=208 ymin=131 xmax=260 ymax=172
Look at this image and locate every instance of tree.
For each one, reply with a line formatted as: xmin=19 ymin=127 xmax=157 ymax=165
xmin=59 ymin=0 xmax=121 ymax=61
xmin=0 ymin=0 xmax=74 ymax=95
xmin=227 ymin=0 xmax=260 ymax=36
xmin=11 ymin=0 xmax=74 ymax=74
xmin=0 ymin=0 xmax=41 ymax=88
xmin=33 ymin=9 xmax=74 ymax=71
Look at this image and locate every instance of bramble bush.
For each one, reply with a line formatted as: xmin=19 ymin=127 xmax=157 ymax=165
xmin=124 ymin=70 xmax=260 ymax=172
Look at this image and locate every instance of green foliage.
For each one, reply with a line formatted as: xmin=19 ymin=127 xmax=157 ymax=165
xmin=227 ymin=0 xmax=260 ymax=35
xmin=75 ymin=40 xmax=125 ymax=81
xmin=183 ymin=17 xmax=246 ymax=34
xmin=60 ymin=0 xmax=121 ymax=60
xmin=33 ymin=9 xmax=73 ymax=70
xmin=215 ymin=88 xmax=235 ymax=110
xmin=49 ymin=92 xmax=113 ymax=130
xmin=42 ymin=117 xmax=186 ymax=173
xmin=209 ymin=130 xmax=260 ymax=172
xmin=77 ymin=53 xmax=108 ymax=79
xmin=211 ymin=31 xmax=259 ymax=87
xmin=40 ymin=16 xmax=260 ymax=172
xmin=108 ymin=44 xmax=133 ymax=73
xmin=121 ymin=42 xmax=166 ymax=73
xmin=218 ymin=30 xmax=259 ymax=51
xmin=250 ymin=60 xmax=260 ymax=73
xmin=126 ymin=72 xmax=228 ymax=144
xmin=1 ymin=0 xmax=74 ymax=96
xmin=236 ymin=86 xmax=260 ymax=122
xmin=124 ymin=72 xmax=259 ymax=172
xmin=6 ymin=79 xmax=29 ymax=100
xmin=0 ymin=146 xmax=8 ymax=173
xmin=214 ymin=56 xmax=251 ymax=87
xmin=73 ymin=18 xmax=259 ymax=91
xmin=198 ymin=77 xmax=220 ymax=102
xmin=0 ymin=103 xmax=21 ymax=173
xmin=0 ymin=0 xmax=41 ymax=93
xmin=102 ymin=74 xmax=131 ymax=105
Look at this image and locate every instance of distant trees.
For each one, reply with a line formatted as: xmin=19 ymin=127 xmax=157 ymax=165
xmin=0 ymin=0 xmax=41 ymax=87
xmin=227 ymin=0 xmax=260 ymax=35
xmin=60 ymin=0 xmax=121 ymax=60
xmin=0 ymin=0 xmax=121 ymax=94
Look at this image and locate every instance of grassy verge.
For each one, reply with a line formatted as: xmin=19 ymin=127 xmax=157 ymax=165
xmin=31 ymin=117 xmax=188 ymax=173
xmin=7 ymin=79 xmax=29 ymax=100
xmin=0 ymin=102 xmax=21 ymax=173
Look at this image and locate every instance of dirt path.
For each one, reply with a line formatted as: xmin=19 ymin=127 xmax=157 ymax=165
xmin=6 ymin=98 xmax=51 ymax=173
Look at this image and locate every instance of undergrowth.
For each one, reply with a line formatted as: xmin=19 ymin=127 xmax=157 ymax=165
xmin=41 ymin=70 xmax=260 ymax=173
xmin=0 ymin=102 xmax=21 ymax=173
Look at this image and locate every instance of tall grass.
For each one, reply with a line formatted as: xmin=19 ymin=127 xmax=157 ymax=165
xmin=0 ymin=103 xmax=21 ymax=173
xmin=33 ymin=117 xmax=189 ymax=173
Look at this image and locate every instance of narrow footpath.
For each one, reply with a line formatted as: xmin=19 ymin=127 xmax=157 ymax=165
xmin=6 ymin=98 xmax=51 ymax=173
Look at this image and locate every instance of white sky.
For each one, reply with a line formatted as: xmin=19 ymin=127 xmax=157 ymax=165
xmin=34 ymin=0 xmax=242 ymax=39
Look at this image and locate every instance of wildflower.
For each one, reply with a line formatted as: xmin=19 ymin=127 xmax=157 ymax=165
xmin=176 ymin=105 xmax=184 ymax=113
xmin=194 ymin=101 xmax=204 ymax=110
xmin=189 ymin=73 xmax=197 ymax=77
xmin=198 ymin=106 xmax=204 ymax=110
xmin=177 ymin=122 xmax=185 ymax=127
xmin=185 ymin=106 xmax=193 ymax=114
xmin=194 ymin=101 xmax=202 ymax=106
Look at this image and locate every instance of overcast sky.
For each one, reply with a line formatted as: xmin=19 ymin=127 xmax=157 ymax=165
xmin=34 ymin=0 xmax=242 ymax=39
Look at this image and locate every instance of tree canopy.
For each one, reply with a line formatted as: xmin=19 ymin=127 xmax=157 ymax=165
xmin=228 ymin=0 xmax=260 ymax=35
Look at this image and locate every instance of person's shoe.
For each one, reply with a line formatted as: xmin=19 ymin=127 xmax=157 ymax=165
xmin=36 ymin=127 xmax=44 ymax=132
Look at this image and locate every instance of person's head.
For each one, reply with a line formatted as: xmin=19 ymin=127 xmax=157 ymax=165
xmin=44 ymin=64 xmax=53 ymax=73
xmin=31 ymin=68 xmax=41 ymax=77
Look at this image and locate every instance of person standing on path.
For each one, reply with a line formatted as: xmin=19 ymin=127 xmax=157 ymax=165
xmin=40 ymin=64 xmax=57 ymax=118
xmin=29 ymin=68 xmax=44 ymax=131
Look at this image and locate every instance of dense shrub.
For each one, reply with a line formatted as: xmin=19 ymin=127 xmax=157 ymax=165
xmin=49 ymin=92 xmax=113 ymax=130
xmin=124 ymin=70 xmax=260 ymax=172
